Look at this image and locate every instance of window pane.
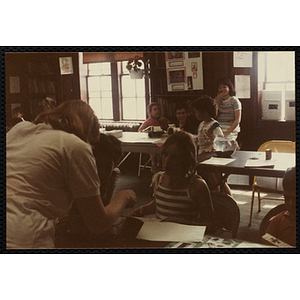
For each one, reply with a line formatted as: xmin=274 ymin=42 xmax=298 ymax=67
xmin=286 ymin=83 xmax=295 ymax=90
xmin=101 ymin=91 xmax=112 ymax=98
xmin=89 ymin=98 xmax=101 ymax=118
xmin=101 ymin=98 xmax=113 ymax=119
xmin=123 ymin=98 xmax=137 ymax=119
xmin=122 ymin=76 xmax=136 ymax=97
xmin=266 ymin=52 xmax=295 ymax=82
xmin=136 ymin=98 xmax=146 ymax=120
xmin=89 ymin=62 xmax=111 ymax=75
xmin=136 ymin=80 xmax=145 ymax=97
xmin=100 ymin=76 xmax=111 ymax=91
xmin=88 ymin=77 xmax=100 ymax=91
xmin=265 ymin=83 xmax=285 ymax=91
xmin=122 ymin=98 xmax=146 ymax=120
xmin=89 ymin=91 xmax=101 ymax=98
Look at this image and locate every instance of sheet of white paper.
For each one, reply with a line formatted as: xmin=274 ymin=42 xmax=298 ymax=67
xmin=233 ymin=52 xmax=253 ymax=67
xmin=235 ymin=75 xmax=251 ymax=98
xmin=236 ymin=241 xmax=275 ymax=248
xmin=199 ymin=157 xmax=236 ymax=166
xmin=136 ymin=222 xmax=206 ymax=243
xmin=244 ymin=159 xmax=276 ymax=168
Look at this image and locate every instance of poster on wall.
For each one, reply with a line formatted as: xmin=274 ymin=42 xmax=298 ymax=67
xmin=165 ymin=52 xmax=203 ymax=92
xmin=233 ymin=52 xmax=252 ymax=68
xmin=59 ymin=57 xmax=73 ymax=75
xmin=235 ymin=75 xmax=251 ymax=98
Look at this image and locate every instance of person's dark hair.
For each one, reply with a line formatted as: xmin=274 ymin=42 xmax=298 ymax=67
xmin=191 ymin=95 xmax=217 ymax=118
xmin=92 ymin=133 xmax=123 ymax=171
xmin=33 ymin=99 xmax=100 ymax=144
xmin=282 ymin=166 xmax=296 ymax=191
xmin=161 ymin=131 xmax=197 ymax=187
xmin=175 ymin=102 xmax=189 ymax=113
xmin=216 ymin=77 xmax=235 ymax=96
xmin=12 ymin=106 xmax=23 ymax=114
xmin=147 ymin=102 xmax=160 ymax=114
xmin=92 ymin=133 xmax=123 ymax=205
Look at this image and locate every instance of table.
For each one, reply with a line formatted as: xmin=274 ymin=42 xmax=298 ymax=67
xmin=198 ymin=150 xmax=295 ymax=226
xmin=117 ymin=132 xmax=168 ymax=176
xmin=198 ymin=151 xmax=295 ymax=178
xmin=118 ymin=132 xmax=168 ymax=154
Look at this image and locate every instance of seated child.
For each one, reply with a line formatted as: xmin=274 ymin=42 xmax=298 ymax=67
xmin=264 ymin=166 xmax=296 ymax=247
xmin=138 ymin=102 xmax=170 ymax=173
xmin=130 ymin=131 xmax=215 ymax=227
xmin=214 ymin=77 xmax=242 ymax=139
xmin=191 ymin=96 xmax=223 ymax=154
xmin=138 ymin=102 xmax=170 ymax=132
xmin=174 ymin=102 xmax=199 ymax=134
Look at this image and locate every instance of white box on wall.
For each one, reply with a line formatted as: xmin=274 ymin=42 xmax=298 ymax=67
xmin=262 ymin=90 xmax=283 ymax=120
xmin=285 ymin=91 xmax=295 ymax=121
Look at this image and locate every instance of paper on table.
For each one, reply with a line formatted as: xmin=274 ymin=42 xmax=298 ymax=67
xmin=244 ymin=159 xmax=275 ymax=168
xmin=199 ymin=157 xmax=236 ymax=166
xmin=236 ymin=241 xmax=275 ymax=248
xmin=136 ymin=221 xmax=206 ymax=243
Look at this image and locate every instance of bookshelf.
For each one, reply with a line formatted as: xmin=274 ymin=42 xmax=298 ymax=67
xmin=6 ymin=52 xmax=80 ymax=125
xmin=26 ymin=59 xmax=58 ymax=117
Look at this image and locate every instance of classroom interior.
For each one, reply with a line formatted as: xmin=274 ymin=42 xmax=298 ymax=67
xmin=5 ymin=50 xmax=296 ymax=248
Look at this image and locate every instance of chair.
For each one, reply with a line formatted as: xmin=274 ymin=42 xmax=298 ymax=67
xmin=211 ymin=191 xmax=240 ymax=238
xmin=258 ymin=203 xmax=287 ymax=242
xmin=248 ymin=140 xmax=295 ymax=226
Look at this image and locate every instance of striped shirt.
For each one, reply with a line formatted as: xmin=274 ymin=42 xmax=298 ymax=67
xmin=152 ymin=172 xmax=199 ymax=220
xmin=217 ymin=96 xmax=241 ymax=134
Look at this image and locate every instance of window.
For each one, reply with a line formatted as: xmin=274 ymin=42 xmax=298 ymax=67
xmin=87 ymin=62 xmax=113 ymax=119
xmin=87 ymin=61 xmax=148 ymax=121
xmin=263 ymin=51 xmax=295 ymax=91
xmin=258 ymin=51 xmax=295 ymax=121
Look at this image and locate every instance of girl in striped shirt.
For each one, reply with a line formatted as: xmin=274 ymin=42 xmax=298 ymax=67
xmin=130 ymin=131 xmax=214 ymax=226
xmin=215 ymin=77 xmax=242 ymax=139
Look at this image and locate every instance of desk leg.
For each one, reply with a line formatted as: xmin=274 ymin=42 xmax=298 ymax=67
xmin=138 ymin=153 xmax=151 ymax=177
xmin=117 ymin=152 xmax=132 ymax=168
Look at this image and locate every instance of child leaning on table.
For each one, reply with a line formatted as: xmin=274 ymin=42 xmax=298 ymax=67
xmin=138 ymin=102 xmax=170 ymax=173
xmin=191 ymin=95 xmax=223 ymax=155
xmin=138 ymin=102 xmax=170 ymax=132
xmin=263 ymin=166 xmax=296 ymax=247
xmin=130 ymin=131 xmax=215 ymax=227
xmin=191 ymin=96 xmax=232 ymax=195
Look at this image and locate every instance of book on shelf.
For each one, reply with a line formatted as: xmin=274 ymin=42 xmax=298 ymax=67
xmin=28 ymin=78 xmax=55 ymax=94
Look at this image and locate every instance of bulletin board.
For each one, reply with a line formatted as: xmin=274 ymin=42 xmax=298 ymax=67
xmin=165 ymin=52 xmax=203 ymax=92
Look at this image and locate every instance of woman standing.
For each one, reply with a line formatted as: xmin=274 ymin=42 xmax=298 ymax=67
xmin=6 ymin=100 xmax=136 ymax=249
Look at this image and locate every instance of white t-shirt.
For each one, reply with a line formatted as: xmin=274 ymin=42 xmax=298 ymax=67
xmin=197 ymin=118 xmax=223 ymax=154
xmin=6 ymin=122 xmax=100 ymax=249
